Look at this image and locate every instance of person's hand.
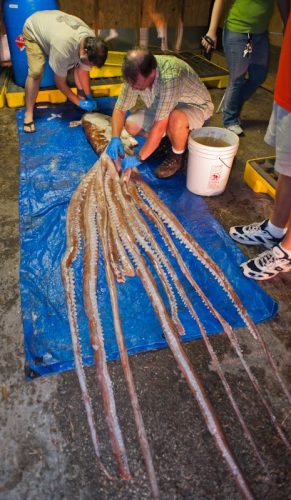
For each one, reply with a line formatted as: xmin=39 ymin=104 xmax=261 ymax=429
xmin=106 ymin=137 xmax=125 ymax=160
xmin=86 ymin=94 xmax=98 ymax=110
xmin=86 ymin=94 xmax=95 ymax=102
xmin=78 ymin=99 xmax=97 ymax=111
xmin=201 ymin=33 xmax=216 ymax=54
xmin=121 ymin=154 xmax=142 ymax=171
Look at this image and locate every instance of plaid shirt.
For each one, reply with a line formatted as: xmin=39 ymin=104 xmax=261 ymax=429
xmin=115 ymin=55 xmax=213 ymax=122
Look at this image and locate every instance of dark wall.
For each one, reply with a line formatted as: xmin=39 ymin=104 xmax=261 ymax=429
xmin=57 ymin=0 xmax=213 ymax=29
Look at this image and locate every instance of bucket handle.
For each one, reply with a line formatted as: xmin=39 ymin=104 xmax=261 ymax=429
xmin=219 ymin=157 xmax=231 ymax=169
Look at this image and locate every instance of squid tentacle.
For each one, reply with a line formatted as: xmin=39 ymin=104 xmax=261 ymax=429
xmin=61 ymin=162 xmax=113 ymax=478
xmin=109 ymin=218 xmax=136 ymax=278
xmin=61 ymin=264 xmax=112 ymax=478
xmin=107 ymin=221 xmax=127 ymax=283
xmin=126 ymin=183 xmax=266 ymax=466
xmin=129 ymin=181 xmax=290 ymax=452
xmin=132 ymin=171 xmax=291 ymax=405
xmin=65 ymin=163 xmax=99 ymax=267
xmin=62 ymin=148 xmax=290 ymax=498
xmin=117 ymin=180 xmax=184 ymax=335
xmin=99 ymin=158 xmax=160 ymax=499
xmin=105 ymin=163 xmax=254 ymax=500
xmin=82 ymin=178 xmax=131 ymax=479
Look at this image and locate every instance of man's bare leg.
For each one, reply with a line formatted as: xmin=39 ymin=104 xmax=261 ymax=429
xmin=24 ymin=75 xmax=41 ymax=132
xmin=270 ymin=174 xmax=291 ymax=230
xmin=167 ymin=109 xmax=189 ymax=151
xmin=155 ymin=110 xmax=189 ymax=178
xmin=270 ymin=173 xmax=291 ymax=251
xmin=74 ymin=67 xmax=91 ymax=96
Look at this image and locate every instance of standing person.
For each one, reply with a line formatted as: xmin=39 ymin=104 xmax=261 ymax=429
xmin=106 ymin=48 xmax=213 ymax=178
xmin=229 ymin=9 xmax=291 ymax=280
xmin=201 ymin=0 xmax=289 ymax=136
xmin=23 ymin=10 xmax=108 ymax=133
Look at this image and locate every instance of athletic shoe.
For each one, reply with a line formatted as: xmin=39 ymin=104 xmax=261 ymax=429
xmin=240 ymin=244 xmax=291 ymax=280
xmin=226 ymin=124 xmax=244 ymax=136
xmin=229 ymin=219 xmax=284 ymax=249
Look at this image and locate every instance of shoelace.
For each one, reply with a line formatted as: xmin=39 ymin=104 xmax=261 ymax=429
xmin=163 ymin=153 xmax=180 ymax=167
xmin=245 ymin=222 xmax=267 ymax=234
xmin=257 ymin=250 xmax=275 ymax=268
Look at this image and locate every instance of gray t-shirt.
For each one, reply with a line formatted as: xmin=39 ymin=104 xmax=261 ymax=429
xmin=24 ymin=10 xmax=95 ymax=76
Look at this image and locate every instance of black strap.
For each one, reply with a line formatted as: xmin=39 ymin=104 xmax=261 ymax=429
xmin=202 ymin=35 xmax=215 ymax=47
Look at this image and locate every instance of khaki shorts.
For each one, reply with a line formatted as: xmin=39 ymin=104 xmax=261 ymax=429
xmin=23 ymin=26 xmax=46 ymax=79
xmin=126 ymin=104 xmax=212 ymax=133
xmin=265 ymin=102 xmax=291 ymax=177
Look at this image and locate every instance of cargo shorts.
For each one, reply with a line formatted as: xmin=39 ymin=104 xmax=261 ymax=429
xmin=23 ymin=25 xmax=46 ymax=79
xmin=126 ymin=103 xmax=212 ymax=134
xmin=265 ymin=102 xmax=291 ymax=177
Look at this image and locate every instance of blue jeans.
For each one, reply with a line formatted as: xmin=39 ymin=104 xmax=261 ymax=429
xmin=222 ymin=28 xmax=269 ymax=127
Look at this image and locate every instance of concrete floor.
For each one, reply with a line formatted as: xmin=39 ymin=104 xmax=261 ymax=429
xmin=1 ymin=84 xmax=291 ymax=499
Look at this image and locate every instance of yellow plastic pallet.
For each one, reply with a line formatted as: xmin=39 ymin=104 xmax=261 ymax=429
xmin=0 ymin=68 xmax=10 ymax=108
xmin=201 ymin=73 xmax=228 ymax=89
xmin=5 ymin=78 xmax=122 ymax=108
xmin=194 ymin=54 xmax=229 ymax=89
xmin=4 ymin=50 xmax=228 ymax=108
xmin=5 ymin=50 xmax=125 ymax=108
xmin=244 ymin=156 xmax=277 ymax=199
xmin=90 ymin=50 xmax=125 ymax=78
xmin=202 ymin=73 xmax=229 ymax=89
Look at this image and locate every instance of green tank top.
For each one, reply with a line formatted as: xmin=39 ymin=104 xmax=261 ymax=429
xmin=225 ymin=0 xmax=274 ymax=34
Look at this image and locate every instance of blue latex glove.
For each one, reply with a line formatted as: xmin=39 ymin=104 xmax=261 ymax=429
xmin=86 ymin=94 xmax=98 ymax=110
xmin=78 ymin=99 xmax=97 ymax=111
xmin=121 ymin=154 xmax=142 ymax=171
xmin=106 ymin=137 xmax=125 ymax=160
xmin=86 ymin=94 xmax=95 ymax=102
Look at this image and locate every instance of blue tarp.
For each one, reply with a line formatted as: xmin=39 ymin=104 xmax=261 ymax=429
xmin=17 ymin=98 xmax=278 ymax=378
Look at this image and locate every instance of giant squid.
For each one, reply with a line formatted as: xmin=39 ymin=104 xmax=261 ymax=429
xmin=61 ymin=112 xmax=290 ymax=499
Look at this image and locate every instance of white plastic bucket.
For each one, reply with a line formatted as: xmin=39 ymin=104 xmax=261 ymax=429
xmin=187 ymin=127 xmax=239 ymax=196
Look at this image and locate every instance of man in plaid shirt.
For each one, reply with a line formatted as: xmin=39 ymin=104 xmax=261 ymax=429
xmin=106 ymin=48 xmax=214 ymax=178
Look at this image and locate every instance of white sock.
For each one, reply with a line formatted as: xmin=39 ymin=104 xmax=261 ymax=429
xmin=172 ymin=147 xmax=184 ymax=155
xmin=267 ymin=220 xmax=287 ymax=238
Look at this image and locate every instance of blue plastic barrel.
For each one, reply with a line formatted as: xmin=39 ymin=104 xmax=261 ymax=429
xmin=3 ymin=0 xmax=58 ymax=87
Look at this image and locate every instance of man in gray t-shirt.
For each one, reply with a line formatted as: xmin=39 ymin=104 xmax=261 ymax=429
xmin=23 ymin=10 xmax=108 ymax=133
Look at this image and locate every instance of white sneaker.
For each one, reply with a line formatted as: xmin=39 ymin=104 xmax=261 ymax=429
xmin=229 ymin=219 xmax=284 ymax=249
xmin=241 ymin=244 xmax=291 ymax=280
xmin=226 ymin=124 xmax=244 ymax=136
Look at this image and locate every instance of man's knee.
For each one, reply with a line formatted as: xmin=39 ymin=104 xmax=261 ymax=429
xmin=27 ymin=69 xmax=43 ymax=80
xmin=125 ymin=114 xmax=141 ymax=136
xmin=25 ymin=44 xmax=46 ymax=80
xmin=168 ymin=109 xmax=188 ymax=133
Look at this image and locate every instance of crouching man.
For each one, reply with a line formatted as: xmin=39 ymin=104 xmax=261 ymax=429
xmin=106 ymin=48 xmax=214 ymax=178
